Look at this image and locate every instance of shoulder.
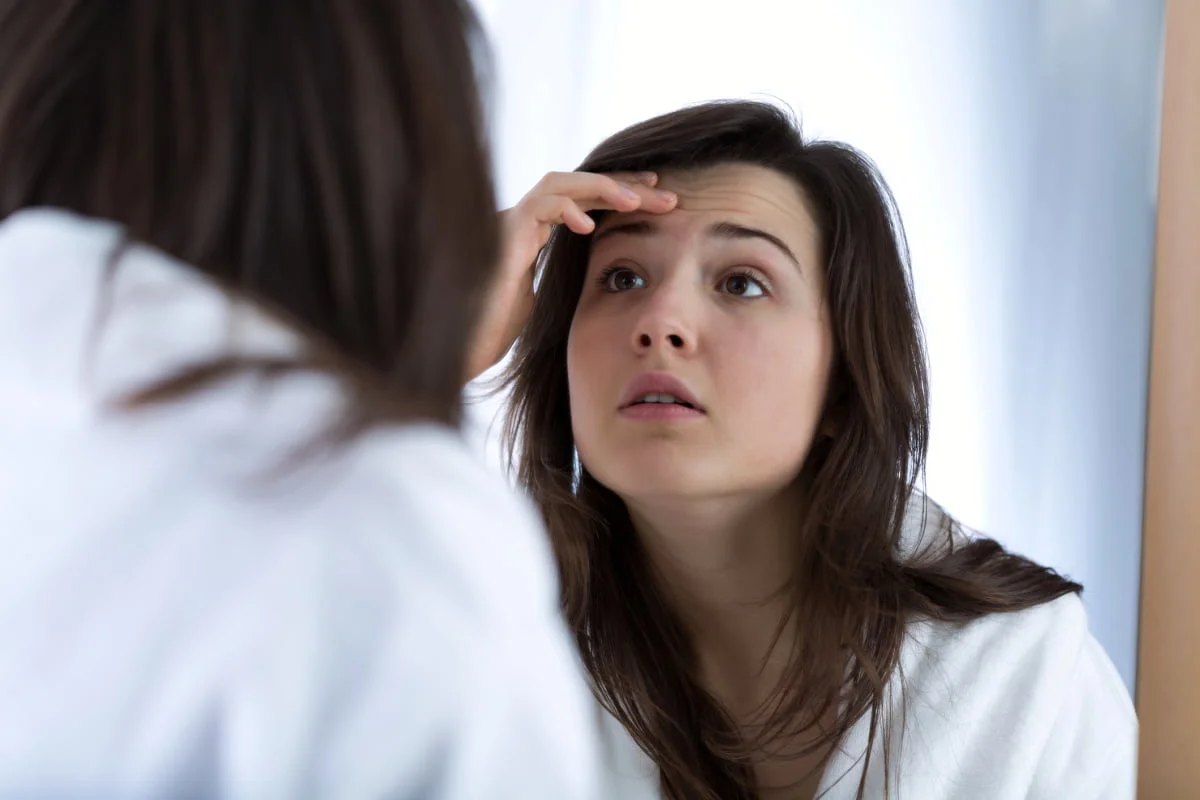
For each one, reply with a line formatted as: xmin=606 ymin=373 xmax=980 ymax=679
xmin=826 ymin=595 xmax=1136 ymax=799
xmin=198 ymin=427 xmax=595 ymax=798
xmin=144 ymin=415 xmax=564 ymax=657
xmin=0 ymin=210 xmax=586 ymax=794
xmin=895 ymin=496 xmax=1136 ymax=762
xmin=203 ymin=426 xmax=591 ymax=796
xmin=0 ymin=206 xmax=561 ymax=625
xmin=868 ymin=595 xmax=1136 ymax=798
xmin=323 ymin=422 xmax=562 ymax=623
xmin=905 ymin=589 xmax=1092 ymax=681
xmin=899 ymin=592 xmax=1131 ymax=736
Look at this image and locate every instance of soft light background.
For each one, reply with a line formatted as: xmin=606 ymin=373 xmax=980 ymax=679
xmin=467 ymin=0 xmax=1164 ymax=693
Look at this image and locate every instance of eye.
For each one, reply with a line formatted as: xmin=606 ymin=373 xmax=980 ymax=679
xmin=599 ymin=266 xmax=647 ymax=293
xmin=719 ymin=271 xmax=767 ymax=298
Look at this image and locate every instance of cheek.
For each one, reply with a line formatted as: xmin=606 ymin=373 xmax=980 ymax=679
xmin=719 ymin=319 xmax=833 ymax=462
xmin=566 ymin=316 xmax=606 ymax=437
xmin=566 ymin=324 xmax=583 ymax=414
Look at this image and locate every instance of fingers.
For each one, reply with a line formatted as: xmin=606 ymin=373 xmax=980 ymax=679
xmin=520 ymin=194 xmax=596 ymax=235
xmin=560 ymin=200 xmax=597 ymax=234
xmin=579 ymin=180 xmax=677 ymax=215
xmin=616 ymin=170 xmax=658 ymax=187
xmin=532 ymin=171 xmax=677 ymax=216
xmin=534 ymin=170 xmax=656 ymax=194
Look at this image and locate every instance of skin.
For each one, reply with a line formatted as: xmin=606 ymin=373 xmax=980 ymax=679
xmin=566 ymin=163 xmax=837 ymax=797
xmin=465 ymin=171 xmax=677 ymax=381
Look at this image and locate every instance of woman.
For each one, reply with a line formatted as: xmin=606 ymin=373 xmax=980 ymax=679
xmin=0 ymin=1 xmax=668 ymax=797
xmin=497 ymin=101 xmax=1137 ymax=799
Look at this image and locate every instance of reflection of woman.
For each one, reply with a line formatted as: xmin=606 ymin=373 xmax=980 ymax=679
xmin=0 ymin=2 xmax=608 ymax=797
xmin=493 ymin=101 xmax=1136 ymax=799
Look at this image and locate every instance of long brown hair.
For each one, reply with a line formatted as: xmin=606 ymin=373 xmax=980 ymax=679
xmin=502 ymin=100 xmax=1081 ymax=798
xmin=0 ymin=0 xmax=497 ymax=430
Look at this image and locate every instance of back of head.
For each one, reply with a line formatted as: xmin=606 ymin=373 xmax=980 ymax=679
xmin=0 ymin=0 xmax=498 ymax=428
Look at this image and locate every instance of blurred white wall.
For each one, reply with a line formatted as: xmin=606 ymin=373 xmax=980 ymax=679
xmin=469 ymin=0 xmax=1164 ymax=692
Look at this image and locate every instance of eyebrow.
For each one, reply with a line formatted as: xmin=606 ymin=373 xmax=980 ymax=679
xmin=591 ymin=219 xmax=801 ymax=269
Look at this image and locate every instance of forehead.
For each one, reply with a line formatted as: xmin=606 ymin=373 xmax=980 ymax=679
xmin=594 ymin=163 xmax=817 ymax=244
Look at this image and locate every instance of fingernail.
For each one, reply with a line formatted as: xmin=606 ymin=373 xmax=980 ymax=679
xmin=637 ymin=171 xmax=659 ymax=185
xmin=621 ymin=186 xmax=641 ymax=202
xmin=657 ymin=189 xmax=677 ymax=203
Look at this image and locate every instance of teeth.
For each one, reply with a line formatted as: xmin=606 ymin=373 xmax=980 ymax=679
xmin=639 ymin=393 xmax=682 ymax=405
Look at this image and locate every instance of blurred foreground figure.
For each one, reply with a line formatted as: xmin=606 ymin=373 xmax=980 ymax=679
xmin=0 ymin=1 xmax=603 ymax=798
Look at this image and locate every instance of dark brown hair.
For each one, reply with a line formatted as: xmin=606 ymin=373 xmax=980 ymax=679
xmin=502 ymin=100 xmax=1081 ymax=798
xmin=0 ymin=0 xmax=497 ymax=429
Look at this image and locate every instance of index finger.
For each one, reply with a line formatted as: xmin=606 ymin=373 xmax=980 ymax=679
xmin=534 ymin=170 xmax=655 ymax=198
xmin=532 ymin=171 xmax=676 ymax=216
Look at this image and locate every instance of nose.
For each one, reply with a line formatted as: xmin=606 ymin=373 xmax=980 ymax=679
xmin=631 ymin=285 xmax=696 ymax=356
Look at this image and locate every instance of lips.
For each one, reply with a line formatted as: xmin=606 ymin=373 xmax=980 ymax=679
xmin=619 ymin=372 xmax=705 ymax=413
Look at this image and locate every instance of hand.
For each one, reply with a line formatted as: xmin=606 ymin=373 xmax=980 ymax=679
xmin=464 ymin=171 xmax=678 ymax=383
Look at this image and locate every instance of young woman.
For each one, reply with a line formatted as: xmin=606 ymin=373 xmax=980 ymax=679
xmin=0 ymin=2 xmax=667 ymax=797
xmin=495 ymin=101 xmax=1137 ymax=799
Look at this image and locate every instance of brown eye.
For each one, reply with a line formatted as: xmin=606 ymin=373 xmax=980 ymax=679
xmin=720 ymin=273 xmax=765 ymax=297
xmin=602 ymin=268 xmax=646 ymax=292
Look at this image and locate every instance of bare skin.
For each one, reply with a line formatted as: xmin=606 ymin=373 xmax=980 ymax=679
xmin=464 ymin=171 xmax=677 ymax=382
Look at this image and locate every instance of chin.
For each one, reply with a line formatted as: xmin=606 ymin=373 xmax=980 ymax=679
xmin=582 ymin=448 xmax=718 ymax=501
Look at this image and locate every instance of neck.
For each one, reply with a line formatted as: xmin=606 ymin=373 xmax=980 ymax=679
xmin=624 ymin=483 xmax=805 ymax=720
xmin=623 ymin=482 xmax=838 ymax=798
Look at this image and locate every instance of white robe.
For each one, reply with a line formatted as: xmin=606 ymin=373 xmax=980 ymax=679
xmin=598 ymin=507 xmax=1138 ymax=799
xmin=0 ymin=209 xmax=605 ymax=800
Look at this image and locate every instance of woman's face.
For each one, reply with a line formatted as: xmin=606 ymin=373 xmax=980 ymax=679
xmin=567 ymin=163 xmax=834 ymax=504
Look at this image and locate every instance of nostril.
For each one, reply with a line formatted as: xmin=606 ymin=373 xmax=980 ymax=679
xmin=638 ymin=333 xmax=652 ymax=347
xmin=668 ymin=334 xmax=684 ymax=348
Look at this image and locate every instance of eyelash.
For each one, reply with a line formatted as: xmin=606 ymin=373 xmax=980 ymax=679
xmin=595 ymin=265 xmax=772 ymax=297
